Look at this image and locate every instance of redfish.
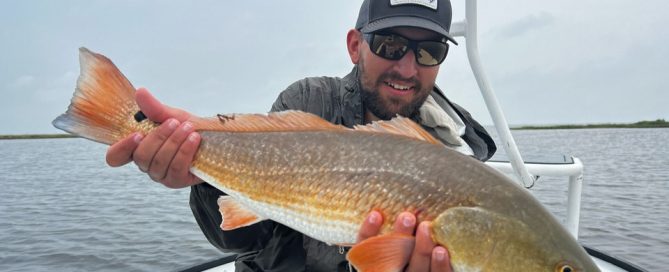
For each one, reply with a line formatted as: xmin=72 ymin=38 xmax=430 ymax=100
xmin=53 ymin=48 xmax=599 ymax=272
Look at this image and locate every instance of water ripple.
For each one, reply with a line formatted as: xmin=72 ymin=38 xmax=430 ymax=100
xmin=2 ymin=129 xmax=668 ymax=271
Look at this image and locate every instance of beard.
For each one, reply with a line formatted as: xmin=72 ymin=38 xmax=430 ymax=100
xmin=358 ymin=58 xmax=432 ymax=120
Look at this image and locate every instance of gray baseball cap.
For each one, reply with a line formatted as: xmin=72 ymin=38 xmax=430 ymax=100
xmin=355 ymin=0 xmax=458 ymax=44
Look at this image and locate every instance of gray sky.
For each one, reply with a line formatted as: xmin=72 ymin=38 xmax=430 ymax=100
xmin=1 ymin=0 xmax=667 ymax=134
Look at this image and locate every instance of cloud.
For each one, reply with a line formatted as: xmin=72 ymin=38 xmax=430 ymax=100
xmin=495 ymin=12 xmax=555 ymax=40
xmin=10 ymin=75 xmax=36 ymax=89
xmin=1 ymin=0 xmax=668 ymax=133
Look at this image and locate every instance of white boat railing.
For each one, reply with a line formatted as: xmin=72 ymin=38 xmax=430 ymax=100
xmin=486 ymin=159 xmax=584 ymax=238
xmin=451 ymin=0 xmax=585 ymax=239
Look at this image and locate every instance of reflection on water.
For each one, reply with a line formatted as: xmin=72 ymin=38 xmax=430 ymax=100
xmin=1 ymin=128 xmax=667 ymax=271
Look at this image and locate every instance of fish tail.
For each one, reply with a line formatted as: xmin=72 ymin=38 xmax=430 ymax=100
xmin=52 ymin=48 xmax=150 ymax=145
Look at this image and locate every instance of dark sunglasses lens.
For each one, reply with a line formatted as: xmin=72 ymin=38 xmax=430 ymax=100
xmin=416 ymin=41 xmax=449 ymax=66
xmin=370 ymin=34 xmax=409 ymax=60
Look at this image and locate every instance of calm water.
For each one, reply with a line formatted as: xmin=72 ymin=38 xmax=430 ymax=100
xmin=1 ymin=128 xmax=667 ymax=271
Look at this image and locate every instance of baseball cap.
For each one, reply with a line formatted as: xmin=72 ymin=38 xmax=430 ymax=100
xmin=355 ymin=0 xmax=458 ymax=44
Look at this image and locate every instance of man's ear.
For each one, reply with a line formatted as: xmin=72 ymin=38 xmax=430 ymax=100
xmin=347 ymin=29 xmax=362 ymax=64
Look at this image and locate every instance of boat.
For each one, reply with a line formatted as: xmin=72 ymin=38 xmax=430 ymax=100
xmin=180 ymin=1 xmax=648 ymax=271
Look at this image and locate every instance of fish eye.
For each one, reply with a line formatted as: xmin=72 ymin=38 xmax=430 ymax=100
xmin=556 ymin=264 xmax=574 ymax=272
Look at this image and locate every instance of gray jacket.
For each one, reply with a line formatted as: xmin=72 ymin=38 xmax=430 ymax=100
xmin=190 ymin=67 xmax=496 ymax=271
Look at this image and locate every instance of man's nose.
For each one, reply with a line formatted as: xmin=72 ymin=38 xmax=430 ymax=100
xmin=393 ymin=50 xmax=419 ymax=79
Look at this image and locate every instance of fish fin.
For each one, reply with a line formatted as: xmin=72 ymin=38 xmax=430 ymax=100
xmin=347 ymin=233 xmax=415 ymax=272
xmin=217 ymin=196 xmax=264 ymax=230
xmin=354 ymin=116 xmax=442 ymax=145
xmin=52 ymin=47 xmax=145 ymax=145
xmin=189 ymin=111 xmax=343 ymax=132
xmin=191 ymin=112 xmax=441 ymax=147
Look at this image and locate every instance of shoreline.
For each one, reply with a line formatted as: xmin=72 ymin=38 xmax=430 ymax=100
xmin=0 ymin=134 xmax=77 ymax=140
xmin=512 ymin=119 xmax=668 ymax=130
xmin=2 ymin=120 xmax=667 ymax=139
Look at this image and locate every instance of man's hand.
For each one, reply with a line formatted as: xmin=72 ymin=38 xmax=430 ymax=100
xmin=105 ymin=88 xmax=203 ymax=188
xmin=357 ymin=211 xmax=452 ymax=272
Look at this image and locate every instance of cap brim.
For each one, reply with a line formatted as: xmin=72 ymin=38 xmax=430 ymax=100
xmin=360 ymin=16 xmax=458 ymax=45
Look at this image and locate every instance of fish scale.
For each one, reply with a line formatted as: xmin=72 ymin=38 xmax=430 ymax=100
xmin=192 ymin=131 xmax=450 ymax=244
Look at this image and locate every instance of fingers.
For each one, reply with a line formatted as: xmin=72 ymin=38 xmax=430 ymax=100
xmin=148 ymin=120 xmax=195 ymax=181
xmin=393 ymin=212 xmax=416 ymax=235
xmin=356 ymin=212 xmax=452 ymax=271
xmin=405 ymin=221 xmax=435 ymax=272
xmin=357 ymin=211 xmax=383 ymax=242
xmin=136 ymin=88 xmax=191 ymax=122
xmin=107 ymin=87 xmax=191 ymax=169
xmin=105 ymin=88 xmax=200 ymax=188
xmin=161 ymin=128 xmax=202 ymax=188
xmin=431 ymin=246 xmax=451 ymax=272
xmin=406 ymin=222 xmax=452 ymax=272
xmin=106 ymin=133 xmax=143 ymax=167
xmin=358 ymin=211 xmax=416 ymax=242
xmin=133 ymin=119 xmax=181 ymax=173
xmin=129 ymin=118 xmax=202 ymax=188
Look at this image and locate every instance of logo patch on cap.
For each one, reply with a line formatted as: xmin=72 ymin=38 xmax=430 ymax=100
xmin=390 ymin=0 xmax=438 ymax=10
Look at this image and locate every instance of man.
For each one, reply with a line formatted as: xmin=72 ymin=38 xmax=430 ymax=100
xmin=106 ymin=0 xmax=496 ymax=271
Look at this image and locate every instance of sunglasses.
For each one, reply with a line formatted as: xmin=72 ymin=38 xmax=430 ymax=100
xmin=363 ymin=32 xmax=450 ymax=67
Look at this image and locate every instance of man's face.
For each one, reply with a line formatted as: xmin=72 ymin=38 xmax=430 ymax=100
xmin=357 ymin=27 xmax=442 ymax=120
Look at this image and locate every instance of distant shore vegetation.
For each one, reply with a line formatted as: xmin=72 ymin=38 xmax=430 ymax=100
xmin=1 ymin=119 xmax=667 ymax=139
xmin=0 ymin=134 xmax=77 ymax=140
xmin=514 ymin=119 xmax=669 ymax=130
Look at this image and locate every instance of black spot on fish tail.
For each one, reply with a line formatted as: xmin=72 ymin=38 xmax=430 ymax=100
xmin=134 ymin=111 xmax=147 ymax=122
